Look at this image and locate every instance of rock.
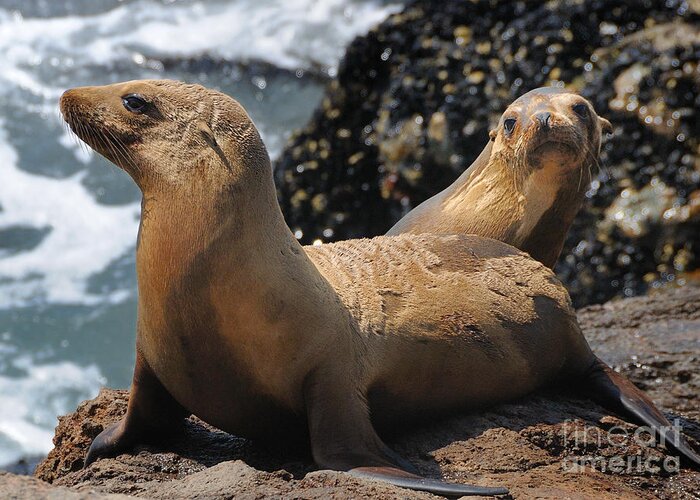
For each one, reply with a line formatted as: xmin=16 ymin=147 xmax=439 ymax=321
xmin=0 ymin=471 xmax=129 ymax=499
xmin=577 ymin=285 xmax=700 ymax=419
xmin=559 ymin=17 xmax=700 ymax=306
xmin=14 ymin=285 xmax=699 ymax=499
xmin=274 ymin=0 xmax=700 ymax=307
xmin=34 ymin=390 xmax=131 ymax=483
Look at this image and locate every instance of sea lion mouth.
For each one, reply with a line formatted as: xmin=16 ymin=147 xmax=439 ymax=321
xmin=531 ymin=139 xmax=579 ymax=154
xmin=525 ymin=137 xmax=584 ymax=170
xmin=525 ymin=119 xmax=584 ymax=156
xmin=527 ymin=128 xmax=582 ymax=158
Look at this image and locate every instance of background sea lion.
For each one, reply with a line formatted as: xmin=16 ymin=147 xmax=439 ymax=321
xmin=60 ymin=80 xmax=699 ymax=496
xmin=388 ymin=87 xmax=613 ymax=268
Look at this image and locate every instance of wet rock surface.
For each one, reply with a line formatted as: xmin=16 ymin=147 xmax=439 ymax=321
xmin=3 ymin=285 xmax=694 ymax=499
xmin=275 ymin=0 xmax=700 ymax=307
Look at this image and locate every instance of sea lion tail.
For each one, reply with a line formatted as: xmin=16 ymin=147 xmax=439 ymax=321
xmin=581 ymin=356 xmax=700 ymax=468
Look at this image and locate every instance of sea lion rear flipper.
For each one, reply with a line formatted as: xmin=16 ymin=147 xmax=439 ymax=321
xmin=304 ymin=370 xmax=508 ymax=496
xmin=349 ymin=467 xmax=509 ymax=496
xmin=582 ymin=357 xmax=700 ymax=468
xmin=85 ymin=351 xmax=189 ymax=466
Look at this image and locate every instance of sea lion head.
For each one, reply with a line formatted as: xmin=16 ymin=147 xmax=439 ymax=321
xmin=60 ymin=79 xmax=267 ymax=192
xmin=488 ymin=87 xmax=612 ymax=181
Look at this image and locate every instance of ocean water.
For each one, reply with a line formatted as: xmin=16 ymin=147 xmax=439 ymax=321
xmin=0 ymin=0 xmax=401 ymax=468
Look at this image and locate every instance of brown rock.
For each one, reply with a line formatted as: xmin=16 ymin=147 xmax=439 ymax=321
xmin=35 ymin=390 xmax=130 ymax=484
xmin=0 ymin=471 xmax=129 ymax=499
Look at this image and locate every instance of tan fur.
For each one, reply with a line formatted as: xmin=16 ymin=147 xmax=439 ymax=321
xmin=388 ymin=87 xmax=612 ymax=268
xmin=60 ymin=80 xmax=598 ymax=491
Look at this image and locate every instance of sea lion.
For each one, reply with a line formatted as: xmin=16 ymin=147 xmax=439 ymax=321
xmin=60 ymin=80 xmax=699 ymax=496
xmin=388 ymin=87 xmax=613 ymax=268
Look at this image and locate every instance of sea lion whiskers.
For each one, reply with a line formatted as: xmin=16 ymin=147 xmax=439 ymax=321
xmin=104 ymin=129 xmax=137 ymax=175
xmin=61 ymin=101 xmax=139 ymax=175
xmin=75 ymin=120 xmax=96 ymax=159
xmin=96 ymin=130 xmax=122 ymax=169
xmin=88 ymin=118 xmax=141 ymax=177
xmin=569 ymin=123 xmax=608 ymax=194
xmin=59 ymin=108 xmax=86 ymax=156
xmin=576 ymin=151 xmax=586 ymax=193
xmin=61 ymin=107 xmax=85 ymax=155
xmin=104 ymin=126 xmax=142 ymax=176
xmin=576 ymin=137 xmax=601 ymax=192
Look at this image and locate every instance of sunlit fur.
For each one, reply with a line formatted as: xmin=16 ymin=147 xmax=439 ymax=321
xmin=61 ymin=80 xmax=267 ymax=191
xmin=58 ymin=80 xmax=591 ymax=441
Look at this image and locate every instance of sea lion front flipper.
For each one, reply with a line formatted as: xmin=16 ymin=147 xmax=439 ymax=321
xmin=84 ymin=351 xmax=189 ymax=466
xmin=583 ymin=357 xmax=700 ymax=468
xmin=304 ymin=370 xmax=508 ymax=496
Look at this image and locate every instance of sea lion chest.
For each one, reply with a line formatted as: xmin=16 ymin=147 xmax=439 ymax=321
xmin=133 ymin=238 xmax=304 ymax=437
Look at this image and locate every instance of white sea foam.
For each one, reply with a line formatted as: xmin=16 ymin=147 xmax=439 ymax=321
xmin=0 ymin=123 xmax=141 ymax=307
xmin=0 ymin=0 xmax=401 ymax=95
xmin=0 ymin=349 xmax=104 ymax=467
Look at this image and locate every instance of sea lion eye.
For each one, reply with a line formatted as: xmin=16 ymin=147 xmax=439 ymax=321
xmin=122 ymin=94 xmax=149 ymax=114
xmin=503 ymin=118 xmax=516 ymax=134
xmin=572 ymin=103 xmax=588 ymax=118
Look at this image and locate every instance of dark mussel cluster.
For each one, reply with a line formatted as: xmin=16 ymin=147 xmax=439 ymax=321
xmin=275 ymin=0 xmax=698 ymax=306
xmin=564 ymin=21 xmax=699 ymax=305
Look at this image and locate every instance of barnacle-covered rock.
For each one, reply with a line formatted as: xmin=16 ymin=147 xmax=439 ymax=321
xmin=275 ymin=0 xmax=699 ymax=306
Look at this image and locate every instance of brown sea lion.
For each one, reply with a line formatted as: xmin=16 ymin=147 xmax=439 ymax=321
xmin=60 ymin=80 xmax=699 ymax=497
xmin=388 ymin=87 xmax=613 ymax=268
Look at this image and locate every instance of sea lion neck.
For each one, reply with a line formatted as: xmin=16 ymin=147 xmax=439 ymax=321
xmin=514 ymin=160 xmax=590 ymax=267
xmin=133 ymin=156 xmax=318 ymax=356
xmin=440 ymin=144 xmax=527 ymax=242
xmin=136 ymin=153 xmax=296 ymax=278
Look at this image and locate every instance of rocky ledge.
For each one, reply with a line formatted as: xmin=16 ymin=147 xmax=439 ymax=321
xmin=0 ymin=285 xmax=696 ymax=499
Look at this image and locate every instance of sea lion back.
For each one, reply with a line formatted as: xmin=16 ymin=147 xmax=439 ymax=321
xmin=307 ymin=233 xmax=592 ymax=414
xmin=308 ymin=233 xmax=575 ymax=341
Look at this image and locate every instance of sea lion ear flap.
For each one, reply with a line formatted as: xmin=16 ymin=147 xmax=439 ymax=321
xmin=489 ymin=129 xmax=497 ymax=141
xmin=195 ymin=120 xmax=233 ymax=171
xmin=196 ymin=120 xmax=219 ymax=149
xmin=599 ymin=117 xmax=613 ymax=135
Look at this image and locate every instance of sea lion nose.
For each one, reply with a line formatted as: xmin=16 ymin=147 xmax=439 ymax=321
xmin=59 ymin=87 xmax=92 ymax=117
xmin=59 ymin=89 xmax=79 ymax=113
xmin=534 ymin=111 xmax=551 ymax=129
